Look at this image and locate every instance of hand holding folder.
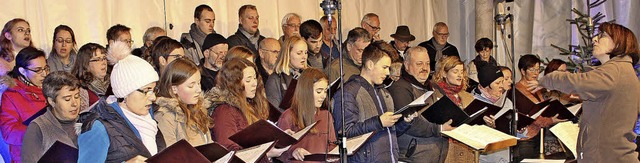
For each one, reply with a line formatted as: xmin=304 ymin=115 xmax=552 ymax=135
xmin=297 ymin=132 xmax=374 ymax=162
xmin=37 ymin=141 xmax=78 ymax=163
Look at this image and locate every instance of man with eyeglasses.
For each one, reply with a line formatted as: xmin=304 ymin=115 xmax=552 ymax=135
xmin=200 ymin=33 xmax=228 ymax=92
xmin=106 ymin=24 xmax=133 ymax=49
xmin=361 ymin=13 xmax=382 ymax=41
xmin=181 ymin=4 xmax=216 ymax=66
xmin=257 ymin=38 xmax=280 ymax=85
xmin=228 ymin=4 xmax=265 ymax=58
xmin=325 ymin=27 xmax=371 ymax=83
xmin=389 ymin=25 xmax=416 ymax=62
xmin=418 ymin=22 xmax=460 ymax=71
xmin=278 ymin=13 xmax=301 ymax=44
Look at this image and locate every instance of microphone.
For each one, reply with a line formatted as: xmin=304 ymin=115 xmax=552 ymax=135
xmin=320 ymin=0 xmax=336 ymax=22
xmin=495 ymin=2 xmax=509 ymax=34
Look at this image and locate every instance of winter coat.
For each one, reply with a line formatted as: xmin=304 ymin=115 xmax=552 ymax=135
xmin=387 ymin=73 xmax=448 ymax=163
xmin=77 ymin=100 xmax=166 ymax=163
xmin=227 ymin=27 xmax=265 ymax=57
xmin=417 ymin=38 xmax=460 ymax=71
xmin=265 ymin=72 xmax=295 ymax=112
xmin=0 ymin=78 xmax=46 ymax=162
xmin=325 ymin=51 xmax=360 ymax=84
xmin=540 ymin=55 xmax=640 ymax=162
xmin=154 ymin=96 xmax=213 ymax=147
xmin=332 ymin=75 xmax=412 ymax=163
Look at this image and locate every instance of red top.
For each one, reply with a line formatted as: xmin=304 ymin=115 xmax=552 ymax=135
xmin=276 ymin=109 xmax=337 ymax=162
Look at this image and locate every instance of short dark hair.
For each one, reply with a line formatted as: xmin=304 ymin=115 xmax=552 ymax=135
xmin=475 ymin=38 xmax=493 ymax=53
xmin=194 ymin=4 xmax=214 ymax=19
xmin=42 ymin=71 xmax=80 ymax=101
xmin=10 ymin=47 xmax=46 ymax=78
xmin=299 ymin=20 xmax=322 ymax=40
xmin=544 ymin=59 xmax=567 ymax=75
xmin=238 ymin=5 xmax=257 ymax=18
xmin=106 ymin=24 xmax=131 ymax=42
xmin=151 ymin=36 xmax=183 ymax=70
xmin=518 ymin=54 xmax=542 ymax=71
xmin=346 ymin=27 xmax=371 ymax=44
xmin=361 ymin=41 xmax=397 ymax=69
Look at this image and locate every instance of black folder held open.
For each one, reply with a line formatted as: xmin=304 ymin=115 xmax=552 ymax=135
xmin=298 ymin=132 xmax=374 ymax=162
xmin=146 ymin=139 xmax=210 ymax=163
xmin=229 ymin=119 xmax=317 ymax=148
xmin=37 ymin=141 xmax=78 ymax=163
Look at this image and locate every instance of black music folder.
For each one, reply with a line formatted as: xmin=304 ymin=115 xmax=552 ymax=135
xmin=146 ymin=139 xmax=210 ymax=163
xmin=37 ymin=141 xmax=78 ymax=163
xmin=229 ymin=119 xmax=317 ymax=148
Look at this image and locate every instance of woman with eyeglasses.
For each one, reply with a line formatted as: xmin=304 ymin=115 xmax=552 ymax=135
xmin=154 ymin=58 xmax=212 ymax=146
xmin=47 ymin=25 xmax=78 ymax=73
xmin=539 ymin=22 xmax=640 ymax=162
xmin=71 ymin=43 xmax=112 ymax=111
xmin=266 ymin=36 xmax=308 ymax=113
xmin=0 ymin=47 xmax=49 ymax=162
xmin=149 ymin=36 xmax=186 ymax=75
xmin=511 ymin=54 xmax=565 ymax=160
xmin=77 ymin=41 xmax=165 ymax=162
xmin=276 ymin=68 xmax=336 ymax=162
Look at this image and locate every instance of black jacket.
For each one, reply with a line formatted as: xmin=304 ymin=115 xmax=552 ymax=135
xmin=417 ymin=38 xmax=460 ymax=71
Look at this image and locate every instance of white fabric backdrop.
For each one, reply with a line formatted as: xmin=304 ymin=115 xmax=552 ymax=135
xmin=1 ymin=0 xmax=638 ymax=79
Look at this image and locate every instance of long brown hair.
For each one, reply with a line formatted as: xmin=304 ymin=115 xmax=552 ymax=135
xmin=598 ymin=22 xmax=640 ymax=64
xmin=290 ymin=68 xmax=328 ymax=131
xmin=157 ymin=58 xmax=211 ymax=132
xmin=1 ymin=18 xmax=33 ymax=62
xmin=49 ymin=25 xmax=78 ymax=56
xmin=432 ymin=56 xmax=468 ymax=90
xmin=216 ymin=58 xmax=269 ymax=124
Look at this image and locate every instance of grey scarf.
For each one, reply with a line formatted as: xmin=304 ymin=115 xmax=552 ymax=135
xmin=88 ymin=77 xmax=110 ymax=95
xmin=189 ymin=23 xmax=207 ymax=47
xmin=239 ymin=26 xmax=261 ymax=48
xmin=433 ymin=39 xmax=446 ymax=62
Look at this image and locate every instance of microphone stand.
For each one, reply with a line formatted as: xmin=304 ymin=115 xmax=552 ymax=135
xmin=320 ymin=0 xmax=346 ymax=162
xmin=496 ymin=7 xmax=518 ymax=163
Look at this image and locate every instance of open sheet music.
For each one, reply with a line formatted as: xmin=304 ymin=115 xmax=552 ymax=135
xmin=229 ymin=119 xmax=317 ymax=148
xmin=394 ymin=91 xmax=434 ymax=114
xmin=235 ymin=141 xmax=276 ymax=163
xmin=301 ymin=132 xmax=374 ymax=161
xmin=549 ymin=121 xmax=579 ymax=158
xmin=441 ymin=124 xmax=517 ymax=152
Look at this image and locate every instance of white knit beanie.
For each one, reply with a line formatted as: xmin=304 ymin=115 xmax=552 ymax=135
xmin=108 ymin=41 xmax=159 ymax=98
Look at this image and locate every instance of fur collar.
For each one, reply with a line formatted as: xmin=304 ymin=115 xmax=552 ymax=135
xmin=155 ymin=94 xmax=211 ymax=114
xmin=204 ymin=87 xmax=242 ymax=109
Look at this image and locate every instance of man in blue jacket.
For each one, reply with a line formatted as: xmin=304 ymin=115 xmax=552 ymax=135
xmin=333 ymin=41 xmax=417 ymax=162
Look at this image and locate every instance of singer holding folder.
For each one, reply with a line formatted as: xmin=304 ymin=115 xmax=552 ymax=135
xmin=428 ymin=56 xmax=476 ymax=163
xmin=276 ymin=68 xmax=336 ymax=162
xmin=21 ymin=72 xmax=81 ymax=163
xmin=539 ymin=22 xmax=640 ymax=163
xmin=388 ymin=46 xmax=449 ymax=162
xmin=332 ymin=41 xmax=416 ymax=163
xmin=209 ymin=58 xmax=289 ymax=162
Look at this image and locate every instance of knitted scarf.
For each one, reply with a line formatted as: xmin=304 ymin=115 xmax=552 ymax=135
xmin=436 ymin=80 xmax=463 ymax=106
xmin=478 ymin=85 xmax=500 ymax=103
xmin=189 ymin=23 xmax=207 ymax=47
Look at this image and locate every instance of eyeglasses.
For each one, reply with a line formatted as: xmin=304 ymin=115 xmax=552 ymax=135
xmin=25 ymin=66 xmax=50 ymax=74
xmin=261 ymin=48 xmax=280 ymax=54
xmin=526 ymin=67 xmax=543 ymax=73
xmin=435 ymin=32 xmax=450 ymax=37
xmin=120 ymin=39 xmax=134 ymax=44
xmin=136 ymin=87 xmax=157 ymax=96
xmin=55 ymin=38 xmax=73 ymax=44
xmin=89 ymin=56 xmax=108 ymax=62
xmin=285 ymin=23 xmax=301 ymax=29
xmin=167 ymin=54 xmax=184 ymax=59
xmin=365 ymin=22 xmax=381 ymax=31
